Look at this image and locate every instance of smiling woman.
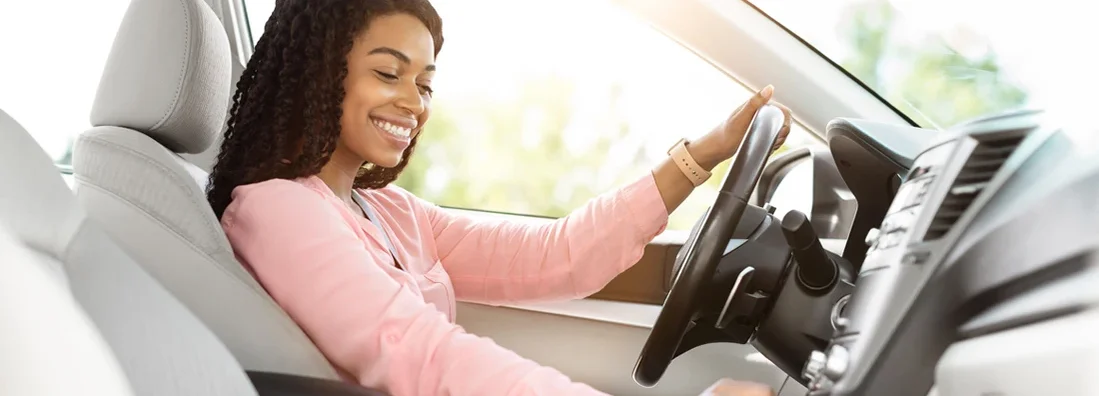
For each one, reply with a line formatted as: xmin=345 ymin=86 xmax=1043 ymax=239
xmin=240 ymin=0 xmax=818 ymax=230
xmin=214 ymin=1 xmax=794 ymax=395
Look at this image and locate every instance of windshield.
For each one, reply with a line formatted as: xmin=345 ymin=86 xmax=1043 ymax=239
xmin=748 ymin=0 xmax=1097 ymax=129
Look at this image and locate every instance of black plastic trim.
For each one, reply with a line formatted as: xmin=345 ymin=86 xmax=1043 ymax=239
xmin=247 ymin=371 xmax=389 ymax=396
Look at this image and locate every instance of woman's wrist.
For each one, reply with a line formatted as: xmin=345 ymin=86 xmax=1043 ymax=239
xmin=685 ymin=135 xmax=730 ymax=172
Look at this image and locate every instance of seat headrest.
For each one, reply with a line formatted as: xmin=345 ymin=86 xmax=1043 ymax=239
xmin=0 ymin=109 xmax=86 ymax=256
xmin=90 ymin=0 xmax=230 ymax=154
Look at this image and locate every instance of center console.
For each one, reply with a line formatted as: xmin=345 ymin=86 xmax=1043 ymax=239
xmin=796 ymin=110 xmax=1099 ymax=395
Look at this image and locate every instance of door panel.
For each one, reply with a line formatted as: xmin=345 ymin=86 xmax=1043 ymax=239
xmin=456 ymin=302 xmax=789 ymax=395
xmin=588 ymin=234 xmax=684 ymax=305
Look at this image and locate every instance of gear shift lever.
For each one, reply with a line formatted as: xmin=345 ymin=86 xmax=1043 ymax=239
xmin=781 ymin=210 xmax=839 ymax=294
xmin=751 ymin=210 xmax=855 ymax=386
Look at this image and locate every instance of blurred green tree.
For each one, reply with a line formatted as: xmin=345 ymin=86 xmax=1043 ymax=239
xmin=396 ymin=75 xmax=638 ymax=219
xmin=840 ymin=1 xmax=1029 ymax=128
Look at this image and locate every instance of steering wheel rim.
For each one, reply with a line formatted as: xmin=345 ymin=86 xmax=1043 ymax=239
xmin=633 ymin=104 xmax=788 ymax=387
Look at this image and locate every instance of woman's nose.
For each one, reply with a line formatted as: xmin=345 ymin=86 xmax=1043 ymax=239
xmin=395 ymin=83 xmax=426 ymax=115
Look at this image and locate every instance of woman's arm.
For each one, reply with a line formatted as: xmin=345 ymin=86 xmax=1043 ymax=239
xmin=418 ymin=173 xmax=668 ymax=305
xmin=423 ymin=86 xmax=789 ymax=305
xmin=223 ymin=180 xmax=607 ymax=396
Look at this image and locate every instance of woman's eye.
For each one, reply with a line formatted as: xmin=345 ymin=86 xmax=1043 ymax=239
xmin=375 ymin=71 xmax=398 ymax=81
xmin=418 ymin=84 xmax=434 ymax=96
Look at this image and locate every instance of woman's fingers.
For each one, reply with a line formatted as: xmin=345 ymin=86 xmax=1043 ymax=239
xmin=771 ymin=102 xmax=792 ymax=151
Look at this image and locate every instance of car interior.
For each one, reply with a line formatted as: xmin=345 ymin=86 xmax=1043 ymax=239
xmin=1 ymin=0 xmax=1096 ymax=395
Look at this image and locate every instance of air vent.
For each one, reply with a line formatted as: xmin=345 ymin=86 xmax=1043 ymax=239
xmin=924 ymin=133 xmax=1025 ymax=240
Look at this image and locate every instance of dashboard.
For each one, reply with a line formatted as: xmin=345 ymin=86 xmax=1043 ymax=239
xmin=799 ymin=110 xmax=1099 ymax=395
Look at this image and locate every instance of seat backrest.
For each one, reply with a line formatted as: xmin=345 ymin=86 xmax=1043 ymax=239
xmin=71 ymin=0 xmax=337 ymax=379
xmin=0 ymin=109 xmax=257 ymax=395
xmin=0 ymin=223 xmax=133 ymax=396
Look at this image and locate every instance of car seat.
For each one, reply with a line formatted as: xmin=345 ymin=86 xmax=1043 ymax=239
xmin=70 ymin=0 xmax=336 ymax=379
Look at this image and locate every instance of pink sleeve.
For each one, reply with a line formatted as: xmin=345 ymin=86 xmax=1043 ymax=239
xmin=421 ymin=173 xmax=669 ymax=305
xmin=222 ymin=180 xmax=608 ymax=396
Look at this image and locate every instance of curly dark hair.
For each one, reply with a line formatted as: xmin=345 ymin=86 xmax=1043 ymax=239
xmin=207 ymin=0 xmax=443 ymax=218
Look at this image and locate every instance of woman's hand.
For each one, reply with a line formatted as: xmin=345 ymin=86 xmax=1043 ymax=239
xmin=688 ymin=85 xmax=792 ymax=170
xmin=649 ymin=84 xmax=791 ymax=214
xmin=698 ymin=378 xmax=776 ymax=396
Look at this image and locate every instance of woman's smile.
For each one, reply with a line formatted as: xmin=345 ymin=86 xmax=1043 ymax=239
xmin=370 ymin=115 xmax=416 ymax=150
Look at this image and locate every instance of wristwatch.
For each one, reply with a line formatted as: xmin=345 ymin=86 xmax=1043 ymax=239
xmin=667 ymin=138 xmax=712 ymax=187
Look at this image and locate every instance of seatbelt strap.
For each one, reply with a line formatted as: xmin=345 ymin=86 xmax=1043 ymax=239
xmin=351 ymin=191 xmax=402 ymax=269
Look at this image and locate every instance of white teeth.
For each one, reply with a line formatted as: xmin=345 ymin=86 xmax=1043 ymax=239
xmin=372 ymin=119 xmax=412 ymax=138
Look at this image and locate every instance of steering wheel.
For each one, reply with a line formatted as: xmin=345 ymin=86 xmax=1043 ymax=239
xmin=634 ymin=104 xmax=788 ymax=387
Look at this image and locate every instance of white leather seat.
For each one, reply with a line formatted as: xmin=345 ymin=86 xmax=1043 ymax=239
xmin=71 ymin=0 xmax=337 ymax=379
xmin=0 ymin=223 xmax=133 ymax=396
xmin=0 ymin=108 xmax=257 ymax=395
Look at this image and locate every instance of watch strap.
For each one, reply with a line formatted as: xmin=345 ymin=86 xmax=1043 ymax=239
xmin=667 ymin=138 xmax=711 ymax=187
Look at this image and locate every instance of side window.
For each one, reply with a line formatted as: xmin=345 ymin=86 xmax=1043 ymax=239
xmin=0 ymin=1 xmax=129 ymax=170
xmin=241 ymin=0 xmax=275 ymax=44
xmin=240 ymin=0 xmax=820 ymax=230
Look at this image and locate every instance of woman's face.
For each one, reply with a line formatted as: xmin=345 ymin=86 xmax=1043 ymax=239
xmin=338 ymin=13 xmax=435 ymax=168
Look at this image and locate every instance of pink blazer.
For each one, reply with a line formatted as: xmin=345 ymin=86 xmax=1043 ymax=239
xmin=222 ymin=174 xmax=668 ymax=395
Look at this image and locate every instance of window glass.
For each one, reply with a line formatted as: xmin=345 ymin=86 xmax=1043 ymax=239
xmin=242 ymin=0 xmax=275 ymax=44
xmin=747 ymin=0 xmax=1096 ymax=129
xmin=768 ymin=159 xmax=813 ymax=222
xmin=0 ymin=1 xmax=129 ymax=165
xmin=241 ymin=0 xmax=819 ymax=230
